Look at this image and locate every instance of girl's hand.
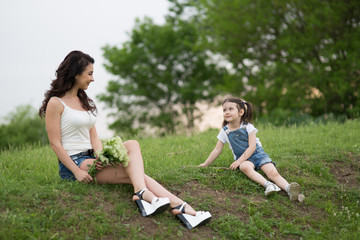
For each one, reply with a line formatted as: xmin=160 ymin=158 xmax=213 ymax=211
xmin=74 ymin=169 xmax=93 ymax=183
xmin=230 ymin=160 xmax=241 ymax=170
xmin=198 ymin=163 xmax=208 ymax=167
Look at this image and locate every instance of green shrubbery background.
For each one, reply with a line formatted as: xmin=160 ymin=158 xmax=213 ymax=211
xmin=0 ymin=105 xmax=47 ymax=150
xmin=0 ymin=104 xmax=353 ymax=151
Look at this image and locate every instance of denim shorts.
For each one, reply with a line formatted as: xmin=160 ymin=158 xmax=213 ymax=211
xmin=59 ymin=150 xmax=96 ymax=181
xmin=247 ymin=156 xmax=275 ymax=171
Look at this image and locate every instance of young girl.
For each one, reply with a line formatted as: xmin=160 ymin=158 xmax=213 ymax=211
xmin=39 ymin=50 xmax=211 ymax=229
xmin=199 ymin=97 xmax=301 ymax=200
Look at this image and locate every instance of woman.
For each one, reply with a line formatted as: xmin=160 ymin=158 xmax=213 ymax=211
xmin=39 ymin=50 xmax=211 ymax=229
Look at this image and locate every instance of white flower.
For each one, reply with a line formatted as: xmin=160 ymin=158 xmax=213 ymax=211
xmin=88 ymin=136 xmax=130 ymax=177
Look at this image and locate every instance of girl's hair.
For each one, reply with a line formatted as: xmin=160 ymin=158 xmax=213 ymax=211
xmin=39 ymin=50 xmax=97 ymax=117
xmin=222 ymin=97 xmax=253 ymax=127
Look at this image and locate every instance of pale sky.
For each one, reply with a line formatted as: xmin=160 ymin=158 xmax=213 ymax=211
xmin=0 ymin=0 xmax=170 ymax=137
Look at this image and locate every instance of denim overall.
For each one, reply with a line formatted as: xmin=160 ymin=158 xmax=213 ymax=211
xmin=224 ymin=124 xmax=275 ymax=170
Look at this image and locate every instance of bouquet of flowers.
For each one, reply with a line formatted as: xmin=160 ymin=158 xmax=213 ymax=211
xmin=88 ymin=136 xmax=130 ymax=177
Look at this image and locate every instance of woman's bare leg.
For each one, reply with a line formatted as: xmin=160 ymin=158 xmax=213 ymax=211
xmin=144 ymin=175 xmax=196 ymax=215
xmin=80 ymin=140 xmax=155 ymax=202
xmin=80 ymin=140 xmax=196 ymax=215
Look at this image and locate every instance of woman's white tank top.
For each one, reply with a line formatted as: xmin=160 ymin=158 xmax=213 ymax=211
xmin=55 ymin=97 xmax=97 ymax=156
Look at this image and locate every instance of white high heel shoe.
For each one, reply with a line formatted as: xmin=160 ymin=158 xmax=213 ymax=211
xmin=171 ymin=202 xmax=212 ymax=229
xmin=133 ymin=188 xmax=170 ymax=217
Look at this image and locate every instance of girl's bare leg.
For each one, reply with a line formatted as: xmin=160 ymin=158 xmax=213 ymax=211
xmin=260 ymin=163 xmax=289 ymax=190
xmin=239 ymin=161 xmax=268 ymax=186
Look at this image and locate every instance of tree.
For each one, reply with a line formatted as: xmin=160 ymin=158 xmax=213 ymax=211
xmin=99 ymin=15 xmax=227 ymax=135
xmin=196 ymin=0 xmax=360 ymax=118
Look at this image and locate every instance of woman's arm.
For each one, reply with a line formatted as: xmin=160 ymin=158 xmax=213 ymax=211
xmin=198 ymin=140 xmax=225 ymax=167
xmin=89 ymin=126 xmax=102 ymax=156
xmin=45 ymin=97 xmax=93 ymax=182
xmin=230 ymin=131 xmax=256 ymax=170
xmin=89 ymin=126 xmax=105 ymax=171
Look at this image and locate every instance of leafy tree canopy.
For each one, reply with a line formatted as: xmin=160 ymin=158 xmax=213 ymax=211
xmin=195 ymin=0 xmax=360 ymax=118
xmin=100 ymin=14 xmax=227 ymax=135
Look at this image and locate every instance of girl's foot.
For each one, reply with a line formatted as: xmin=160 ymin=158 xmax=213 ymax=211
xmin=286 ymin=182 xmax=300 ymax=201
xmin=133 ymin=188 xmax=170 ymax=217
xmin=264 ymin=182 xmax=281 ymax=196
xmin=171 ymin=202 xmax=212 ymax=229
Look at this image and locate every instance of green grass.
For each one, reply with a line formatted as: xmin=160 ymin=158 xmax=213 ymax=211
xmin=1 ymin=120 xmax=359 ymax=239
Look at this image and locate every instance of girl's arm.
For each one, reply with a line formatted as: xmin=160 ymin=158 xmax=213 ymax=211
xmin=230 ymin=131 xmax=257 ymax=170
xmin=45 ymin=98 xmax=93 ymax=183
xmin=199 ymin=140 xmax=225 ymax=167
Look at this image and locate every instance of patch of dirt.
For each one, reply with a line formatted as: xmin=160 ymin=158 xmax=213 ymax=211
xmin=116 ymin=181 xmax=316 ymax=239
xmin=329 ymin=153 xmax=360 ymax=189
xmin=175 ymin=182 xmax=249 ymax=221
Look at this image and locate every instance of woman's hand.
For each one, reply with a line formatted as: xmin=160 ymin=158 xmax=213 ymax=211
xmin=230 ymin=160 xmax=241 ymax=170
xmin=95 ymin=161 xmax=104 ymax=171
xmin=198 ymin=163 xmax=208 ymax=167
xmin=74 ymin=169 xmax=93 ymax=183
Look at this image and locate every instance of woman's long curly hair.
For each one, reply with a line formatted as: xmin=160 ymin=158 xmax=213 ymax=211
xmin=222 ymin=97 xmax=253 ymax=127
xmin=39 ymin=51 xmax=97 ymax=117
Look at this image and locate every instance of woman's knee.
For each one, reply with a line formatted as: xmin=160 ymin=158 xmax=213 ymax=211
xmin=123 ymin=140 xmax=140 ymax=152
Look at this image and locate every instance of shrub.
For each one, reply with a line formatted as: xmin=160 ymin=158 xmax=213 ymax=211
xmin=0 ymin=105 xmax=47 ymax=150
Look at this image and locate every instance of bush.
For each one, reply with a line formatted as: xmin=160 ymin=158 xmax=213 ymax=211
xmin=0 ymin=105 xmax=48 ymax=150
xmin=258 ymin=109 xmax=348 ymax=127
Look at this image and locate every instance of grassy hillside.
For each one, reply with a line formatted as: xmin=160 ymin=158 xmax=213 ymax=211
xmin=0 ymin=120 xmax=359 ymax=239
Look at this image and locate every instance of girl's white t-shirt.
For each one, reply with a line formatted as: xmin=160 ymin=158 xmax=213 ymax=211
xmin=56 ymin=97 xmax=97 ymax=156
xmin=217 ymin=122 xmax=262 ymax=160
